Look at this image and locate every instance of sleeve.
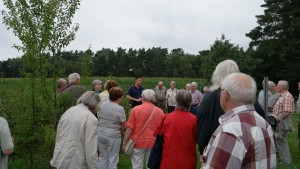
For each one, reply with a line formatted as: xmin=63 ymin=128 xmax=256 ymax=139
xmin=254 ymin=101 xmax=266 ymax=119
xmin=203 ymin=132 xmax=244 ymax=169
xmin=118 ymin=106 xmax=126 ymax=123
xmin=0 ymin=120 xmax=14 ymax=151
xmin=127 ymin=87 xmax=133 ymax=96
xmin=196 ymin=93 xmax=215 ymax=155
xmin=126 ymin=109 xmax=135 ymax=129
xmin=84 ymin=118 xmax=99 ymax=169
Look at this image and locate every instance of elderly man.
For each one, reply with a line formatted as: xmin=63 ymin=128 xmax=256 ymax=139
xmin=0 ymin=117 xmax=14 ymax=169
xmin=189 ymin=82 xmax=203 ymax=116
xmin=60 ymin=73 xmax=87 ymax=114
xmin=126 ymin=76 xmax=144 ymax=108
xmin=272 ymin=80 xmax=294 ymax=164
xmin=91 ymin=80 xmax=102 ymax=94
xmin=153 ymin=81 xmax=167 ymax=111
xmin=185 ymin=83 xmax=191 ymax=91
xmin=202 ymin=73 xmax=276 ymax=168
xmin=57 ymin=78 xmax=68 ymax=93
xmin=267 ymin=81 xmax=280 ymax=115
xmin=202 ymin=86 xmax=209 ymax=98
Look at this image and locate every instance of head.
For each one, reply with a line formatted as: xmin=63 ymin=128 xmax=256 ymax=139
xmin=261 ymin=80 xmax=265 ymax=89
xmin=57 ymin=78 xmax=67 ymax=92
xmin=190 ymin=82 xmax=198 ymax=91
xmin=134 ymin=76 xmax=143 ymax=87
xmin=210 ymin=60 xmax=240 ymax=91
xmin=68 ymin=73 xmax=81 ymax=85
xmin=141 ymin=89 xmax=156 ymax=103
xmin=170 ymin=81 xmax=176 ymax=89
xmin=157 ymin=81 xmax=163 ymax=89
xmin=109 ymin=87 xmax=124 ymax=104
xmin=203 ymin=86 xmax=209 ymax=94
xmin=185 ymin=83 xmax=191 ymax=91
xmin=268 ymin=81 xmax=276 ymax=92
xmin=220 ymin=73 xmax=257 ymax=112
xmin=77 ymin=91 xmax=100 ymax=113
xmin=175 ymin=90 xmax=192 ymax=111
xmin=92 ymin=80 xmax=102 ymax=92
xmin=104 ymin=80 xmax=118 ymax=91
xmin=276 ymin=80 xmax=289 ymax=93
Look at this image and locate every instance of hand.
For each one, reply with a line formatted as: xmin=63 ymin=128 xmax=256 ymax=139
xmin=135 ymin=98 xmax=142 ymax=102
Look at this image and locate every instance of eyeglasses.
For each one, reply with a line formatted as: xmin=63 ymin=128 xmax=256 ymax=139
xmin=221 ymin=88 xmax=230 ymax=96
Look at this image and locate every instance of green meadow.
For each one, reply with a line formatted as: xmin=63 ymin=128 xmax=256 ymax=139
xmin=0 ymin=77 xmax=299 ymax=169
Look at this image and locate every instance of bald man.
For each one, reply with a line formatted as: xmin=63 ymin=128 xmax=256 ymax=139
xmin=153 ymin=81 xmax=167 ymax=112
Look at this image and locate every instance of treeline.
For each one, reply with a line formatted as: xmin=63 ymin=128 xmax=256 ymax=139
xmin=0 ymin=35 xmax=262 ymax=80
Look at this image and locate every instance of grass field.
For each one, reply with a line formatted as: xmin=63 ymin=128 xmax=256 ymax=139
xmin=1 ymin=77 xmax=299 ymax=169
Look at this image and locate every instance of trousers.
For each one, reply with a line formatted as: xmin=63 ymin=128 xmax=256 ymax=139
xmin=98 ymin=133 xmax=121 ymax=169
xmin=131 ymin=148 xmax=151 ymax=169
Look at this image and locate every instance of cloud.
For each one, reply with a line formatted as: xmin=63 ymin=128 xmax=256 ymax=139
xmin=0 ymin=0 xmax=264 ymax=61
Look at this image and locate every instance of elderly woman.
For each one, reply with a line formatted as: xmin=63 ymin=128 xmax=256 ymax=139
xmin=99 ymin=80 xmax=118 ymax=105
xmin=196 ymin=59 xmax=268 ymax=155
xmin=98 ymin=87 xmax=126 ymax=169
xmin=157 ymin=90 xmax=197 ymax=169
xmin=51 ymin=91 xmax=99 ymax=169
xmin=92 ymin=80 xmax=102 ymax=94
xmin=123 ymin=89 xmax=164 ymax=169
xmin=165 ymin=81 xmax=178 ymax=113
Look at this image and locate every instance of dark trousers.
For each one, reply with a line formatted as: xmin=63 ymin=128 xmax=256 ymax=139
xmin=190 ymin=105 xmax=198 ymax=116
xmin=167 ymin=106 xmax=175 ymax=113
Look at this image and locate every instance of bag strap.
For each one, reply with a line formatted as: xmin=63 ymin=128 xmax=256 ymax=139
xmin=135 ymin=106 xmax=156 ymax=142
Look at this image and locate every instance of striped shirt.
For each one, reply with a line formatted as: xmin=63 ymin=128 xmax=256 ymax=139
xmin=202 ymin=105 xmax=276 ymax=169
xmin=273 ymin=91 xmax=294 ymax=115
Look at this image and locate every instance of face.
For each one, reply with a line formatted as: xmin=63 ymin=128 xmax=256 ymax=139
xmin=170 ymin=83 xmax=175 ymax=89
xmin=158 ymin=82 xmax=163 ymax=88
xmin=276 ymin=83 xmax=284 ymax=93
xmin=186 ymin=85 xmax=191 ymax=91
xmin=191 ymin=85 xmax=196 ymax=91
xmin=60 ymin=83 xmax=67 ymax=91
xmin=135 ymin=78 xmax=142 ymax=87
xmin=94 ymin=84 xmax=102 ymax=92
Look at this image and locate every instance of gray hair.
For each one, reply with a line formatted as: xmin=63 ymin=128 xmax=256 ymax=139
xmin=142 ymin=89 xmax=156 ymax=102
xmin=175 ymin=90 xmax=192 ymax=111
xmin=92 ymin=80 xmax=102 ymax=88
xmin=68 ymin=73 xmax=80 ymax=84
xmin=211 ymin=60 xmax=240 ymax=91
xmin=77 ymin=91 xmax=100 ymax=112
xmin=278 ymin=80 xmax=289 ymax=90
xmin=191 ymin=82 xmax=198 ymax=87
xmin=57 ymin=78 xmax=67 ymax=88
xmin=170 ymin=81 xmax=175 ymax=85
xmin=221 ymin=73 xmax=256 ymax=105
xmin=203 ymin=86 xmax=209 ymax=92
xmin=268 ymin=81 xmax=276 ymax=88
xmin=186 ymin=83 xmax=191 ymax=87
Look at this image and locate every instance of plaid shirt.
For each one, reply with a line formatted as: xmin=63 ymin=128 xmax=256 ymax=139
xmin=202 ymin=105 xmax=276 ymax=169
xmin=273 ymin=91 xmax=294 ymax=115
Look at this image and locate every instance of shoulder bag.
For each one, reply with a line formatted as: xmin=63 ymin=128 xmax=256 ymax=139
xmin=125 ymin=106 xmax=156 ymax=155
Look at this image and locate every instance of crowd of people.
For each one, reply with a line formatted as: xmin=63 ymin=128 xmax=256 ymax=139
xmin=1 ymin=59 xmax=299 ymax=169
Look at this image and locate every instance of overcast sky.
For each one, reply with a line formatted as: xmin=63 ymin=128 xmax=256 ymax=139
xmin=0 ymin=0 xmax=264 ymax=61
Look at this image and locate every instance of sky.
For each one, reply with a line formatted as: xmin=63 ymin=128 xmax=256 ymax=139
xmin=0 ymin=0 xmax=265 ymax=61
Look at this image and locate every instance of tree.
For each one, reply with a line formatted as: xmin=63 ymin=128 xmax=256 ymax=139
xmin=246 ymin=0 xmax=300 ymax=93
xmin=1 ymin=0 xmax=81 ymax=168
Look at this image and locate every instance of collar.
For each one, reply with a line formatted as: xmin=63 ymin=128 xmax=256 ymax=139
xmin=219 ymin=104 xmax=255 ymax=124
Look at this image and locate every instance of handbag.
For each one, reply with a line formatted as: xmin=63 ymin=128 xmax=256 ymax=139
xmin=125 ymin=106 xmax=156 ymax=155
xmin=147 ymin=116 xmax=167 ymax=169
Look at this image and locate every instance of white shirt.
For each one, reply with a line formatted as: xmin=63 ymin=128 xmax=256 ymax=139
xmin=166 ymin=88 xmax=178 ymax=106
xmin=51 ymin=104 xmax=99 ymax=169
xmin=0 ymin=117 xmax=14 ymax=169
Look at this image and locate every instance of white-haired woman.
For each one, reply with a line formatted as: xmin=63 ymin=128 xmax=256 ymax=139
xmin=122 ymin=89 xmax=164 ymax=169
xmin=51 ymin=91 xmax=99 ymax=169
xmin=196 ymin=59 xmax=266 ymax=155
